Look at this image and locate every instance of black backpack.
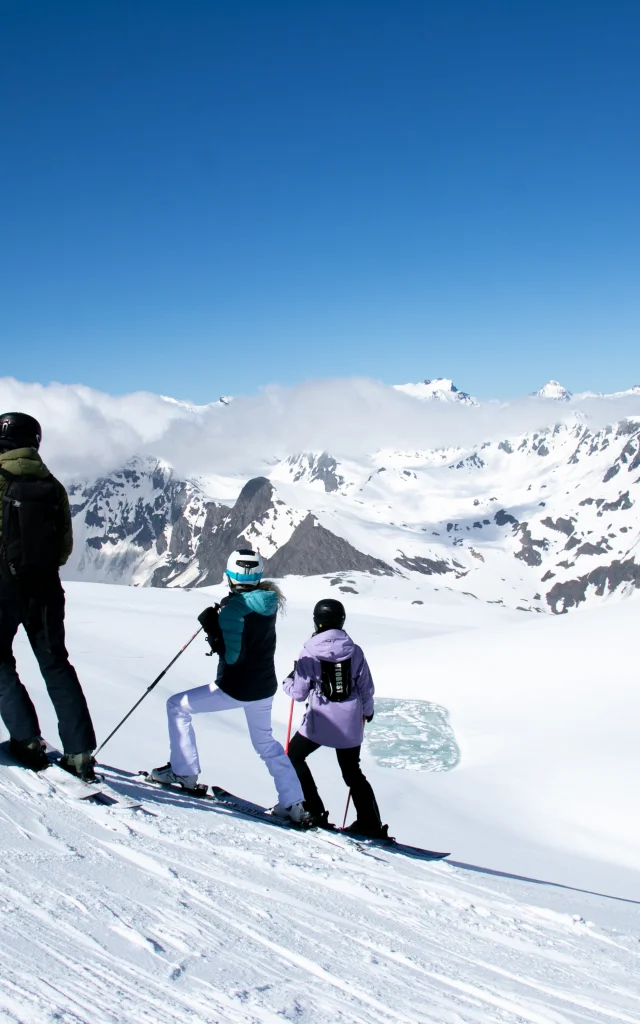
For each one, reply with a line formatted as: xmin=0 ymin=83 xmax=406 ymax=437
xmin=0 ymin=469 xmax=63 ymax=580
xmin=319 ymin=658 xmax=353 ymax=702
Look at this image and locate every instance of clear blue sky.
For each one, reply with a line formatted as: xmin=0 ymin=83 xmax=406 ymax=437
xmin=1 ymin=0 xmax=638 ymax=401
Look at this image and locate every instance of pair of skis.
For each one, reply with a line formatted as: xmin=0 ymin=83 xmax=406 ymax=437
xmin=0 ymin=741 xmax=143 ymax=810
xmin=138 ymin=773 xmax=449 ymax=861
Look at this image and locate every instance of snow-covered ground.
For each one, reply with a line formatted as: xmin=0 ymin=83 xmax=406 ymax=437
xmin=1 ymin=577 xmax=639 ymax=1023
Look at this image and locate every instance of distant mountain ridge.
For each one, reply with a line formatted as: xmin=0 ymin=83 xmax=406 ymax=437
xmin=63 ymin=381 xmax=640 ymax=614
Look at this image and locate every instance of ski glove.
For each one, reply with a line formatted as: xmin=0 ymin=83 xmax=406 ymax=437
xmin=198 ymin=605 xmax=223 ymax=655
xmin=365 ymin=713 xmax=374 ymax=723
xmin=198 ymin=605 xmax=220 ymax=633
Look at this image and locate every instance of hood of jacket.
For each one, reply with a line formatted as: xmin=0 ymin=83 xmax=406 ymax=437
xmin=237 ymin=587 xmax=278 ymax=617
xmin=303 ymin=628 xmax=355 ymax=663
xmin=0 ymin=448 xmax=50 ymax=478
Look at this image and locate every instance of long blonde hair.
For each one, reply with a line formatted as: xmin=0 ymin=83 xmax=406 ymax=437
xmin=257 ymin=579 xmax=287 ymax=614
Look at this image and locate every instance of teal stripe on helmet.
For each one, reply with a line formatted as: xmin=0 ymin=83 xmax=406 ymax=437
xmin=226 ymin=569 xmax=263 ymax=583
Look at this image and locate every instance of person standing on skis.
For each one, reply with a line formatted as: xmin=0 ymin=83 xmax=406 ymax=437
xmin=283 ymin=598 xmax=388 ymax=839
xmin=0 ymin=412 xmax=97 ymax=778
xmin=151 ymin=549 xmax=306 ymax=823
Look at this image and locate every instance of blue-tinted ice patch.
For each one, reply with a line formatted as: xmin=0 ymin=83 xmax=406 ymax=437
xmin=364 ymin=699 xmax=460 ymax=772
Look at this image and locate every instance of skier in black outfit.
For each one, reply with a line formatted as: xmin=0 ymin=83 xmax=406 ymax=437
xmin=0 ymin=412 xmax=97 ymax=778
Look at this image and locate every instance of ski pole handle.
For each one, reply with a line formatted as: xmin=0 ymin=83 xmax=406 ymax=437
xmin=284 ymin=697 xmax=295 ymax=754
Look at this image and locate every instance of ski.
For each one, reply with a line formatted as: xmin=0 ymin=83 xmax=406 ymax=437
xmin=135 ymin=773 xmax=448 ymax=857
xmin=0 ymin=741 xmax=143 ymax=809
xmin=137 ymin=770 xmax=209 ymax=797
xmin=136 ymin=774 xmax=314 ymax=831
xmin=337 ymin=831 xmax=449 ymax=861
xmin=209 ymin=785 xmax=315 ymax=831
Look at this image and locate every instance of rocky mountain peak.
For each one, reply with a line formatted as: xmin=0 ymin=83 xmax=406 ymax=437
xmin=393 ymin=377 xmax=477 ymax=405
xmin=536 ymin=380 xmax=572 ymax=401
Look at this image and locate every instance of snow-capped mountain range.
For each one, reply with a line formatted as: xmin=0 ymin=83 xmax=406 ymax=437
xmin=60 ymin=377 xmax=640 ymax=615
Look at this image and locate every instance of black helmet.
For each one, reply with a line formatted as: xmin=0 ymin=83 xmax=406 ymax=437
xmin=0 ymin=412 xmax=42 ymax=452
xmin=313 ymin=598 xmax=346 ymax=632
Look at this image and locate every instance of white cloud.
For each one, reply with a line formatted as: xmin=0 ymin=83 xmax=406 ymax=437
xmin=2 ymin=375 xmax=640 ymax=484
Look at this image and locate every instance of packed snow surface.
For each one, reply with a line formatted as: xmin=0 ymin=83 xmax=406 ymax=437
xmin=1 ymin=577 xmax=639 ymax=1023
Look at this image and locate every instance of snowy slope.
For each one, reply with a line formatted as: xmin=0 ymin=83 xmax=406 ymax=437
xmin=1 ymin=579 xmax=639 ymax=1023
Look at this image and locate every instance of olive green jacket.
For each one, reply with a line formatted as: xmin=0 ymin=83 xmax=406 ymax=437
xmin=0 ymin=448 xmax=73 ymax=566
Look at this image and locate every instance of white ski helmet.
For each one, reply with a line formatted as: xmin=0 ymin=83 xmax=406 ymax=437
xmin=226 ymin=548 xmax=263 ymax=586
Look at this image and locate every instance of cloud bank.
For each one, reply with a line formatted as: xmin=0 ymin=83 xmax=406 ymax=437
xmin=2 ymin=375 xmax=640 ymax=484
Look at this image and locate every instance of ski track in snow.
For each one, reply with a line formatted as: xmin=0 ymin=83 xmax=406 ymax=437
xmin=0 ymin=766 xmax=638 ymax=1024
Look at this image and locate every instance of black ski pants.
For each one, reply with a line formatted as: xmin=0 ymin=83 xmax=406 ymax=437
xmin=0 ymin=577 xmax=96 ymax=753
xmin=287 ymin=731 xmax=382 ymax=830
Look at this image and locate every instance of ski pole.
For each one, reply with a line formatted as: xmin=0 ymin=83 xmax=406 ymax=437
xmin=95 ymin=627 xmax=203 ymax=757
xmin=284 ymin=697 xmax=295 ymax=754
xmin=342 ymin=790 xmax=352 ymax=829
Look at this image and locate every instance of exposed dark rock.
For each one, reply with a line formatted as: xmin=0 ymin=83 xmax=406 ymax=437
xmin=541 ymin=570 xmax=555 ymax=581
xmin=513 ymin=524 xmax=548 ymax=567
xmin=288 ymin=452 xmax=345 ymax=492
xmin=455 ymin=454 xmax=485 ymax=470
xmin=498 ymin=440 xmax=513 ymax=454
xmin=564 ymin=535 xmax=580 ymax=550
xmin=541 ymin=516 xmax=575 ymax=536
xmin=411 ymin=600 xmax=424 ymax=605
xmin=603 ymin=464 xmax=620 ymax=482
xmin=85 ymin=509 xmax=105 ymax=528
xmin=394 ymin=554 xmax=453 ymax=575
xmin=576 ymin=540 xmax=611 ymax=557
xmin=196 ymin=477 xmax=276 ymax=586
xmin=494 ymin=509 xmax=519 ymax=527
xmin=546 ymin=558 xmax=640 ymax=613
xmin=339 ymin=586 xmax=358 ymax=594
xmin=599 ymin=491 xmax=633 ymax=514
xmin=265 ymin=515 xmax=394 ymax=577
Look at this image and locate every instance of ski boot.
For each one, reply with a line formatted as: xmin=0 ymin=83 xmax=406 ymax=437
xmin=59 ymin=751 xmax=98 ymax=782
xmin=9 ymin=736 xmax=49 ymax=771
xmin=308 ymin=810 xmax=336 ymax=831
xmin=149 ymin=762 xmax=200 ymax=791
xmin=344 ymin=819 xmax=390 ymax=841
xmin=272 ymin=801 xmax=309 ymax=826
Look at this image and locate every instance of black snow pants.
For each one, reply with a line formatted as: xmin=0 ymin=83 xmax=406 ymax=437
xmin=287 ymin=732 xmax=382 ymax=830
xmin=0 ymin=576 xmax=96 ymax=754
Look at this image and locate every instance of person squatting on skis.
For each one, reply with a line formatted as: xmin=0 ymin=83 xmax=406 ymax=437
xmin=283 ymin=598 xmax=388 ymax=839
xmin=151 ymin=549 xmax=307 ymax=823
xmin=0 ymin=412 xmax=97 ymax=778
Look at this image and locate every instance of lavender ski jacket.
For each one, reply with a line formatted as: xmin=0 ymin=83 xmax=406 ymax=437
xmin=283 ymin=629 xmax=374 ymax=749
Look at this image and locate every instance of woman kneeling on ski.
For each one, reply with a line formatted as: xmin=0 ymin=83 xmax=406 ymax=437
xmin=151 ymin=549 xmax=306 ymax=823
xmin=284 ymin=599 xmax=388 ymax=839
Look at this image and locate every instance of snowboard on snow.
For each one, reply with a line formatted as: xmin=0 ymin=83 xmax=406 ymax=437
xmin=0 ymin=741 xmax=143 ymax=809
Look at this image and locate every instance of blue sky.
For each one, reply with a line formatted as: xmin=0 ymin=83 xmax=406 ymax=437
xmin=1 ymin=0 xmax=638 ymax=402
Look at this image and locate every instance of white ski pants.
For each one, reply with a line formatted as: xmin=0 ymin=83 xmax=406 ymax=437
xmin=166 ymin=684 xmax=304 ymax=807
